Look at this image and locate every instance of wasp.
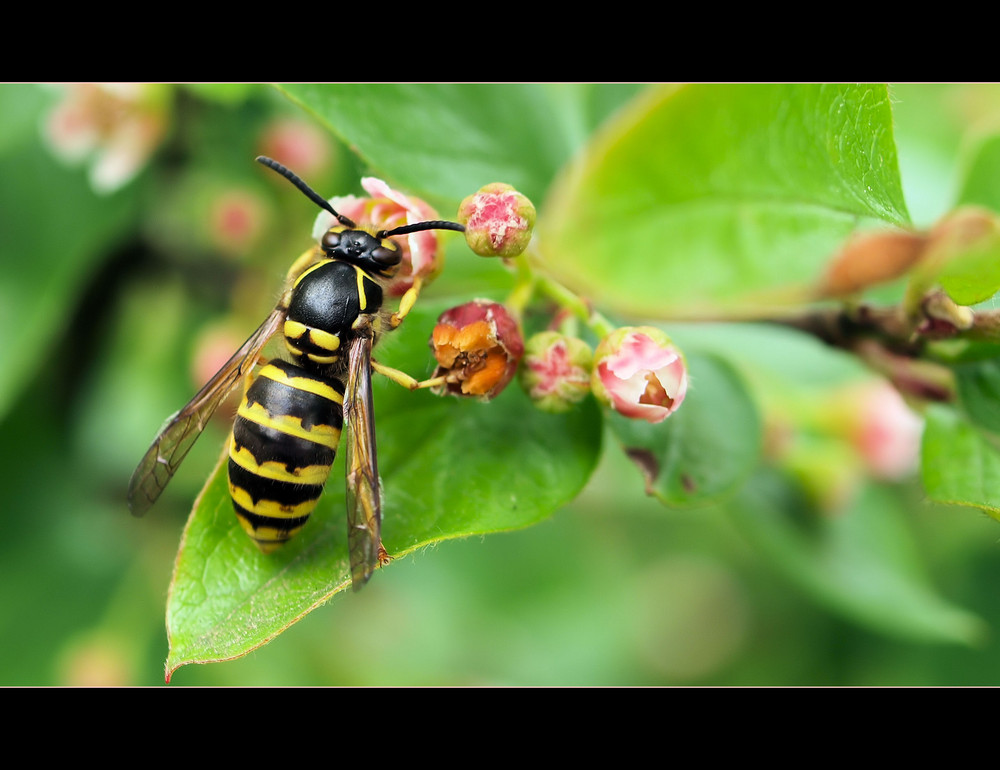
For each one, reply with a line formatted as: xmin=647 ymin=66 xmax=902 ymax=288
xmin=128 ymin=156 xmax=465 ymax=590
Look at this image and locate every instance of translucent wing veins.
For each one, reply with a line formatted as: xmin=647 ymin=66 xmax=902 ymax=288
xmin=344 ymin=318 xmax=383 ymax=590
xmin=127 ymin=306 xmax=286 ymax=517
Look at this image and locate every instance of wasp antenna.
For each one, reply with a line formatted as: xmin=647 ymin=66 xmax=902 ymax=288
xmin=256 ymin=156 xmax=357 ymax=228
xmin=379 ymin=220 xmax=466 ymax=239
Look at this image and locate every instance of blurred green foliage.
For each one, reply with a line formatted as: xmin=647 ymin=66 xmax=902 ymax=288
xmin=4 ymin=84 xmax=1000 ymax=685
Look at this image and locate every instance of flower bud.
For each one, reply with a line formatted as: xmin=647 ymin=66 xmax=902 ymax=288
xmin=591 ymin=327 xmax=688 ymax=424
xmin=457 ymin=183 xmax=536 ymax=258
xmin=312 ymin=177 xmax=445 ymax=294
xmin=430 ymin=300 xmax=524 ymax=400
xmin=849 ymin=382 xmax=922 ymax=481
xmin=520 ymin=332 xmax=593 ymax=412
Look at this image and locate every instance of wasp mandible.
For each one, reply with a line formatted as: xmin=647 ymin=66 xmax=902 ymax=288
xmin=128 ymin=156 xmax=465 ymax=590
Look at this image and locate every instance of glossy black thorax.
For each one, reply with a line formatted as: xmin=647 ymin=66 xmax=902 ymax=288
xmin=289 ymin=261 xmax=383 ymax=336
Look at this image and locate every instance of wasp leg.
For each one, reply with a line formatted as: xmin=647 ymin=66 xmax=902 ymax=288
xmin=377 ymin=543 xmax=391 ymax=567
xmin=389 ymin=276 xmax=423 ymax=329
xmin=370 ymin=359 xmax=448 ymax=391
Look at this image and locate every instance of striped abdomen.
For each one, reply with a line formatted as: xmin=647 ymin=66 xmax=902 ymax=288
xmin=228 ymin=359 xmax=345 ymax=552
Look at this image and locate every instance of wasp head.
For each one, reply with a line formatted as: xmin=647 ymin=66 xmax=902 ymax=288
xmin=321 ymin=226 xmax=402 ymax=278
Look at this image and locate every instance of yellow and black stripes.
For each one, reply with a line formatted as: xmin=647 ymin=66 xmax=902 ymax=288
xmin=228 ymin=360 xmax=345 ymax=552
xmin=128 ymin=158 xmax=472 ymax=588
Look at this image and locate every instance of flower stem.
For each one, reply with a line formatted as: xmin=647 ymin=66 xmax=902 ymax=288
xmin=534 ymin=274 xmax=616 ymax=339
xmin=503 ymin=252 xmax=537 ymax=324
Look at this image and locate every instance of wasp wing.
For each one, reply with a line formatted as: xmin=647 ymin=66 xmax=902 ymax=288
xmin=344 ymin=319 xmax=387 ymax=591
xmin=127 ymin=306 xmax=287 ymax=517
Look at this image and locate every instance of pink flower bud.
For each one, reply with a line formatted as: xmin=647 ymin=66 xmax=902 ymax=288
xmin=457 ymin=183 xmax=536 ymax=258
xmin=521 ymin=331 xmax=593 ymax=412
xmin=851 ymin=382 xmax=923 ymax=480
xmin=312 ymin=177 xmax=445 ymax=295
xmin=208 ymin=189 xmax=267 ymax=255
xmin=429 ymin=300 xmax=524 ymax=401
xmin=591 ymin=327 xmax=688 ymax=424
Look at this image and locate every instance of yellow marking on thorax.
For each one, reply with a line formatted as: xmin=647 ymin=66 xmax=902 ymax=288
xmin=258 ymin=364 xmax=343 ymax=403
xmin=292 ymin=258 xmax=333 ymax=289
xmin=283 ymin=319 xmax=309 ymax=341
xmin=356 ymin=267 xmax=368 ymax=311
xmin=237 ymin=400 xmax=342 ymax=447
xmin=283 ymin=320 xmax=341 ymax=352
xmin=306 ymin=353 xmax=340 ymax=365
xmin=309 ymin=326 xmax=340 ymax=352
xmin=285 ymin=246 xmax=323 ymax=283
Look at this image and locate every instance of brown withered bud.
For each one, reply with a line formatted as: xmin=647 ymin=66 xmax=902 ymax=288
xmin=429 ymin=300 xmax=524 ymax=401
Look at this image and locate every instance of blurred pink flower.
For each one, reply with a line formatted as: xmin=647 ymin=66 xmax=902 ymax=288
xmin=44 ymin=83 xmax=169 ymax=194
xmin=208 ymin=189 xmax=267 ymax=255
xmin=257 ymin=118 xmax=331 ymax=179
xmin=853 ymin=382 xmax=923 ymax=480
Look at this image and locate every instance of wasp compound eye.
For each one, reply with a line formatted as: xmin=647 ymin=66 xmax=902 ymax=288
xmin=372 ymin=244 xmax=401 ymax=267
xmin=321 ymin=230 xmax=342 ymax=252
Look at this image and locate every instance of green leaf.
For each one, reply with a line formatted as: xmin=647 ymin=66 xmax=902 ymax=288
xmin=539 ymin=84 xmax=910 ymax=318
xmin=922 ymin=404 xmax=1000 ymax=520
xmin=732 ymin=470 xmax=985 ymax=645
xmin=165 ymin=302 xmax=603 ymax=675
xmin=957 ymin=131 xmax=1000 ymax=211
xmin=182 ymin=83 xmax=258 ymax=105
xmin=607 ymin=352 xmax=761 ymax=506
xmin=954 ymin=358 xmax=1000 ymax=435
xmin=277 ymin=83 xmax=641 ymax=206
xmin=934 ymin=228 xmax=1000 ymax=306
xmin=0 ymin=126 xmax=139 ymax=422
xmin=920 ymin=135 xmax=1000 ymax=305
xmin=889 ymin=83 xmax=971 ymax=227
xmin=0 ymin=84 xmax=53 ymax=156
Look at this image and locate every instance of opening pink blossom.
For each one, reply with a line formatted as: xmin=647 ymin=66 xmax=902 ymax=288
xmin=593 ymin=328 xmax=688 ymax=424
xmin=311 ymin=177 xmax=444 ymax=294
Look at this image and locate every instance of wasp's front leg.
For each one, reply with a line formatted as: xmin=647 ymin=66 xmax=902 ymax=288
xmin=389 ymin=276 xmax=424 ymax=329
xmin=371 ymin=359 xmax=448 ymax=391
